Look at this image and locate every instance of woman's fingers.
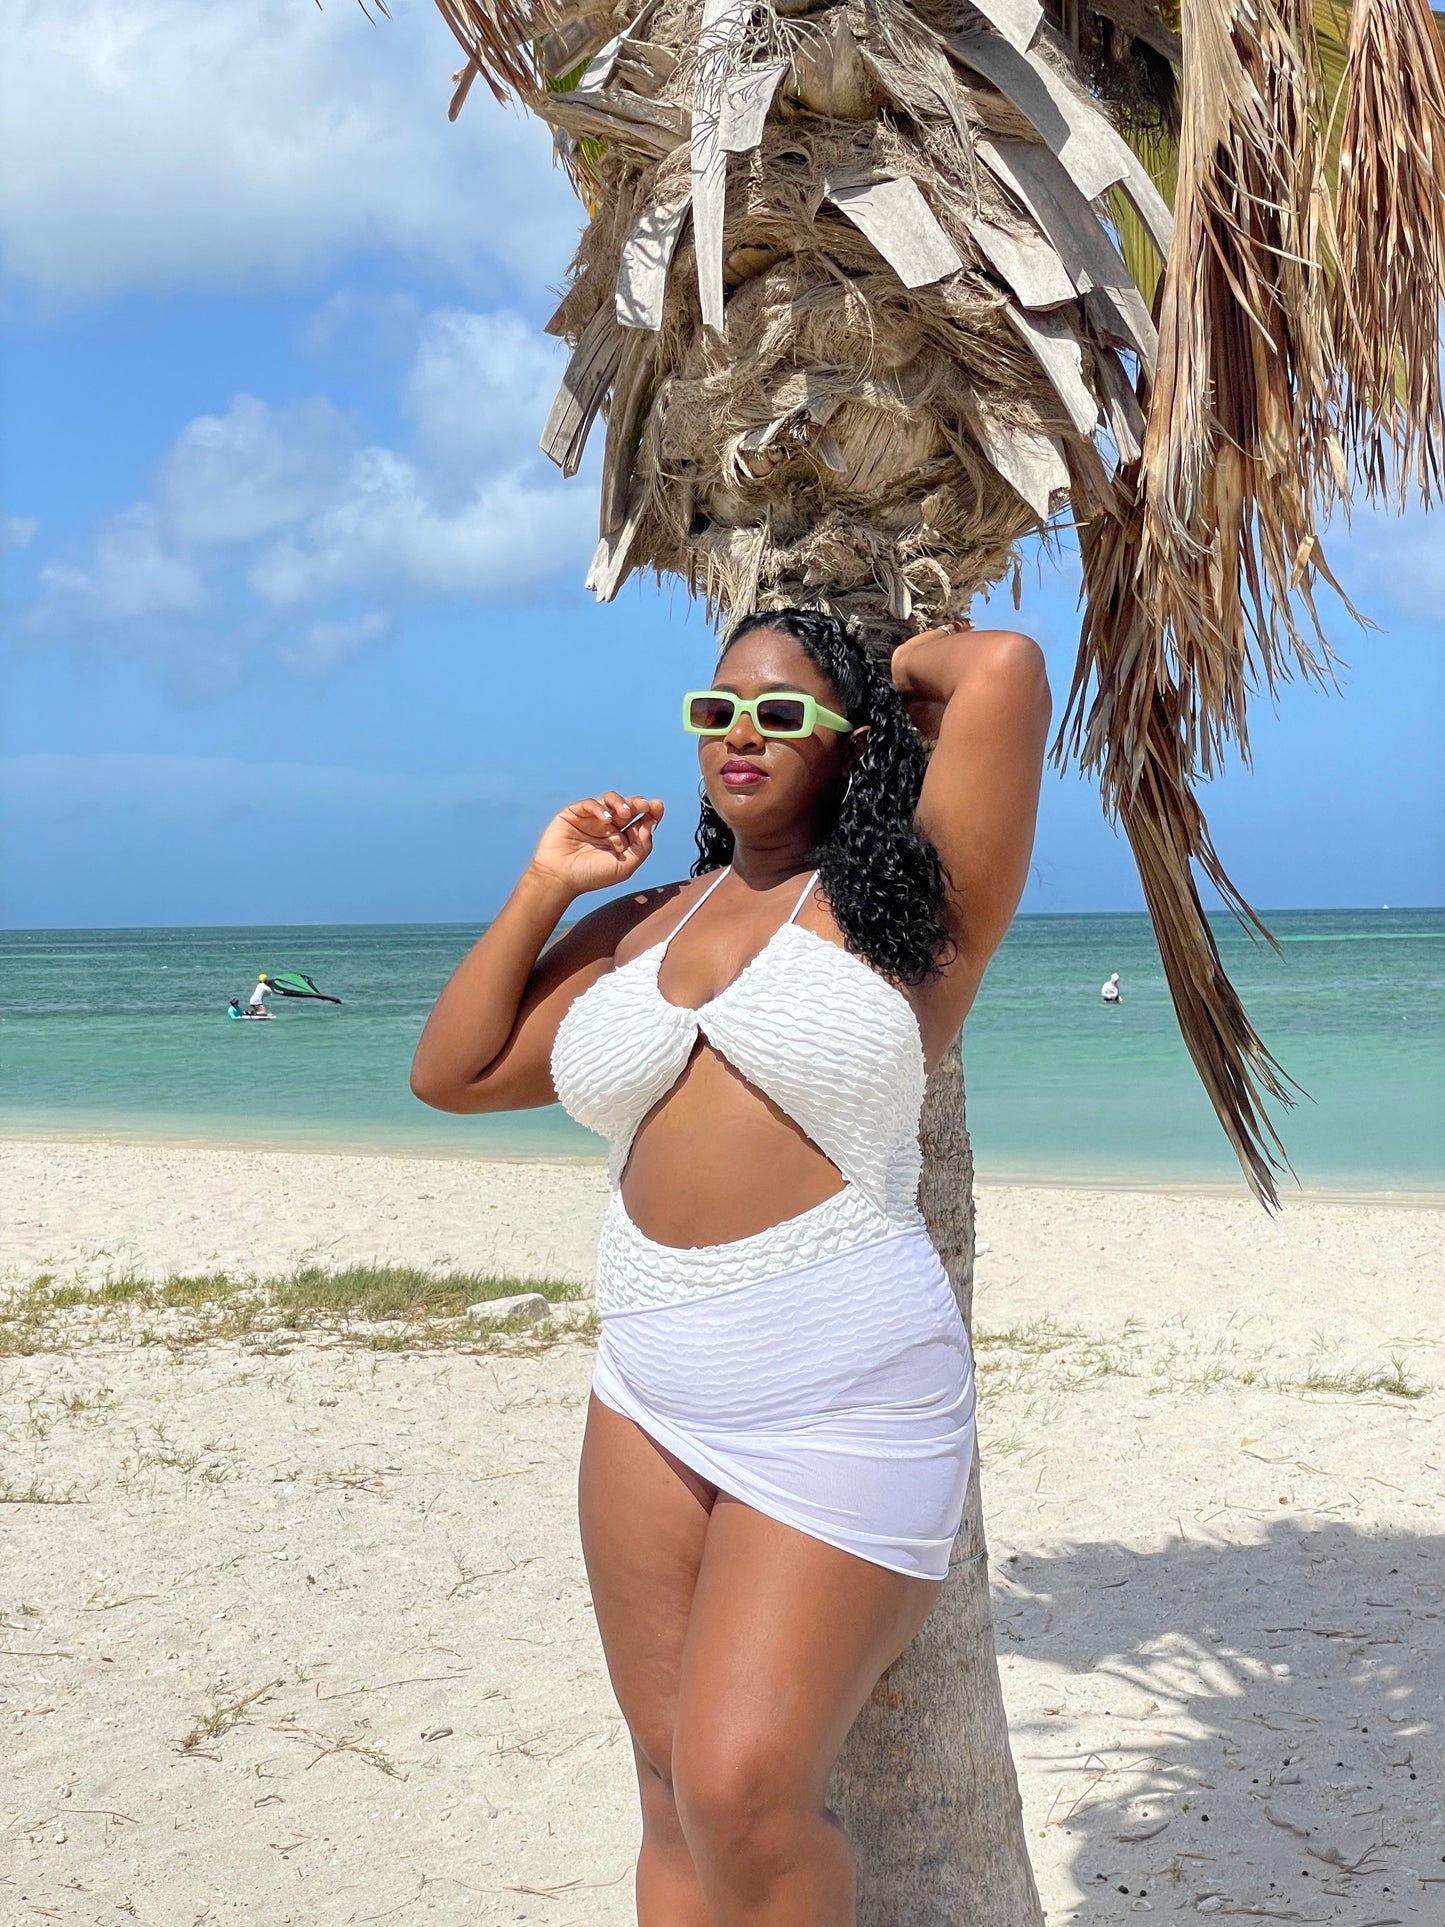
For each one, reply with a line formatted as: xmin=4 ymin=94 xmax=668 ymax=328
xmin=599 ymin=794 xmax=662 ymax=837
xmin=550 ymin=796 xmax=654 ymax=873
xmin=627 ymin=800 xmax=662 ymax=848
xmin=626 ymin=800 xmax=664 ymax=853
xmin=585 ymin=790 xmax=625 ymax=852
xmin=561 ymin=798 xmax=614 ymax=840
xmin=561 ymin=793 xmax=662 ymax=856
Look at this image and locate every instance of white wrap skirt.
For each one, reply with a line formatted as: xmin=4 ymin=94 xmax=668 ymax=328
xmin=590 ymin=1185 xmax=977 ymax=1581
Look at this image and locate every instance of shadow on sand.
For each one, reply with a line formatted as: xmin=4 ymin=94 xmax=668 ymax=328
xmin=993 ymin=1518 xmax=1443 ymax=1923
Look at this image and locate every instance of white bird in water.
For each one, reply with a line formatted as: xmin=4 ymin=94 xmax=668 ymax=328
xmin=1101 ymin=973 xmax=1122 ymax=1005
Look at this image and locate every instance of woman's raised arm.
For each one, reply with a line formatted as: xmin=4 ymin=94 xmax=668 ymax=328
xmin=410 ymin=791 xmax=663 ymax=1114
xmin=891 ymin=625 xmax=1051 ymax=1000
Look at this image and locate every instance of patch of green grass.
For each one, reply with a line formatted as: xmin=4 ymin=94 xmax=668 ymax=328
xmin=0 ymin=1479 xmax=87 ymax=1504
xmin=1296 ymin=1356 xmax=1428 ymax=1400
xmin=59 ymin=1386 xmax=114 ymax=1417
xmin=135 ymin=1443 xmax=207 ymax=1474
xmin=50 ymin=1277 xmax=153 ymax=1309
xmin=269 ymin=1262 xmax=581 ymax=1320
xmin=972 ymin=1318 xmax=1083 ymax=1357
xmin=1 ymin=1264 xmax=589 ymax=1356
xmin=0 ymin=1281 xmax=54 ymax=1356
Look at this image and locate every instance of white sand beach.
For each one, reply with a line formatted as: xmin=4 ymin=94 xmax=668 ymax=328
xmin=3 ymin=1137 xmax=1441 ymax=1925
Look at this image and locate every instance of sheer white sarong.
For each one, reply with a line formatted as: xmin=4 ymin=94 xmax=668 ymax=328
xmin=591 ymin=1191 xmax=976 ymax=1582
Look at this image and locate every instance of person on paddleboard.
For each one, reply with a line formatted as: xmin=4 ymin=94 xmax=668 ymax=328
xmin=227 ymin=996 xmax=272 ymax=1020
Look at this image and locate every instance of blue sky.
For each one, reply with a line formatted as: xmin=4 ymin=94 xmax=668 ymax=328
xmin=1 ymin=0 xmax=1440 ymax=929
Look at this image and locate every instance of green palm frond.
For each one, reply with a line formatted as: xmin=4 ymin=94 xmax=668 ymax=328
xmin=1108 ymin=124 xmax=1177 ymax=306
xmin=541 ymin=55 xmax=607 ymax=209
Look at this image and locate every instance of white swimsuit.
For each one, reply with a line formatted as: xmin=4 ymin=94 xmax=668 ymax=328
xmin=551 ymin=866 xmax=977 ymax=1580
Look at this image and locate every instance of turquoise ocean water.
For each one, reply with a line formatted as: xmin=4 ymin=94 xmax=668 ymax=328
xmin=2 ymin=909 xmax=1441 ymax=1196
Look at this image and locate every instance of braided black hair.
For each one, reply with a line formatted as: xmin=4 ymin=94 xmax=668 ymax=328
xmin=692 ymin=607 xmax=955 ymax=986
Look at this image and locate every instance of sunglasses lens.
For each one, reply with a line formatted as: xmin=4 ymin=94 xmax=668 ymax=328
xmin=756 ymin=697 xmax=808 ymax=734
xmin=689 ymin=694 xmax=736 ymax=732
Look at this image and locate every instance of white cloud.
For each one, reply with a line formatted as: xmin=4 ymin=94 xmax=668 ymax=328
xmin=156 ymin=396 xmax=360 ymax=547
xmin=0 ymin=0 xmax=581 ymax=298
xmin=1 ymin=514 xmax=38 ymax=550
xmin=403 ymin=308 xmax=564 ymax=480
xmin=38 ymin=505 xmax=207 ymax=619
xmin=24 ymin=304 xmax=595 ymax=671
xmin=248 ymin=450 xmax=588 ymax=605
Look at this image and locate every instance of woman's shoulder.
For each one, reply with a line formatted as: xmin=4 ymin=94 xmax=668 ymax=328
xmin=555 ymin=875 xmax=708 ymax=970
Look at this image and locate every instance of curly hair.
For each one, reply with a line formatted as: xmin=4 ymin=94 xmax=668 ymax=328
xmin=692 ymin=607 xmax=955 ymax=986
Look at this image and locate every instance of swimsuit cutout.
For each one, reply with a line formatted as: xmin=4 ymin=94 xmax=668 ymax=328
xmin=550 ymin=865 xmax=928 ymax=1228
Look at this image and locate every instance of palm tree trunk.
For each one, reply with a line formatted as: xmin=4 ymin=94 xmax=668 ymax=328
xmin=830 ymin=1038 xmax=1044 ymax=1927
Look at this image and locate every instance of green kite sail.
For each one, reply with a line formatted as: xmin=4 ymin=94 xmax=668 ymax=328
xmin=267 ymin=972 xmax=342 ymax=1004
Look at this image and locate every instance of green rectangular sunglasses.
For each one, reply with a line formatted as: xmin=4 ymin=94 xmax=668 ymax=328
xmin=682 ymin=690 xmax=853 ymax=738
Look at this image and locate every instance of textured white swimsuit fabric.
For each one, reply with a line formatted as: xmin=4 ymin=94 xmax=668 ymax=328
xmin=551 ymin=867 xmax=977 ymax=1581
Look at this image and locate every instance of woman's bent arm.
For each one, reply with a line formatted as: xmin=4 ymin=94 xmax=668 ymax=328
xmin=410 ymin=864 xmax=576 ymax=1112
xmin=410 ymin=791 xmax=663 ymax=1114
xmin=892 ymin=625 xmax=1051 ymax=992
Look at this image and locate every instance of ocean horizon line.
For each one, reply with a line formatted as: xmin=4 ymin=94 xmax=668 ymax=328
xmin=3 ymin=901 xmax=1442 ymax=937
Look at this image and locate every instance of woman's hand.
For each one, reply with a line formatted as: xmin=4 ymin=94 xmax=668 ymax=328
xmin=528 ymin=791 xmax=664 ymax=896
xmin=411 ymin=795 xmax=662 ymax=1114
xmin=891 ymin=619 xmax=973 ymax=741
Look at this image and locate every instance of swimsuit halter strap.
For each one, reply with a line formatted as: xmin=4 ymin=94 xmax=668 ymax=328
xmin=786 ymin=869 xmax=820 ymax=926
xmin=657 ymin=864 xmax=817 ymax=957
xmin=658 ymin=866 xmax=731 ymax=957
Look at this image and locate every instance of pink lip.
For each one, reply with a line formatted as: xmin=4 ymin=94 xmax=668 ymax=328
xmin=720 ymin=761 xmax=766 ymax=786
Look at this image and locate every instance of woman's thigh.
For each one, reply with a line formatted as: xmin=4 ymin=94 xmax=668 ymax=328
xmin=674 ymin=1495 xmax=941 ymax=1814
xmin=577 ymin=1393 xmax=716 ymax=1773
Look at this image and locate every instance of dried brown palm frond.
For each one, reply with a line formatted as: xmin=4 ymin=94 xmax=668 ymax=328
xmin=434 ymin=0 xmax=1443 ymax=1205
xmin=1332 ymin=0 xmax=1445 ymax=504
xmin=1066 ymin=471 xmax=1301 ymax=1200
xmin=1055 ymin=0 xmax=1353 ymax=1201
xmin=435 ymin=0 xmax=548 ymax=101
xmin=1139 ymin=0 xmax=1343 ymax=761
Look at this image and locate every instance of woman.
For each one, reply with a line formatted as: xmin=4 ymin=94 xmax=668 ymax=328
xmin=411 ymin=606 xmax=1049 ymax=1926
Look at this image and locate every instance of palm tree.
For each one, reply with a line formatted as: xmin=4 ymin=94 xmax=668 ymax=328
xmin=429 ymin=0 xmax=1444 ymax=1913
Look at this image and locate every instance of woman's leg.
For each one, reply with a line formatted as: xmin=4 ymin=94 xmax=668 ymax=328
xmin=577 ymin=1394 xmax=717 ymax=1926
xmin=672 ymin=1495 xmax=941 ymax=1927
